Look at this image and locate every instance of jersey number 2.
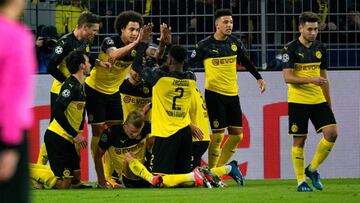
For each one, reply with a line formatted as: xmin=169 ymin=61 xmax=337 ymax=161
xmin=172 ymin=87 xmax=184 ymax=110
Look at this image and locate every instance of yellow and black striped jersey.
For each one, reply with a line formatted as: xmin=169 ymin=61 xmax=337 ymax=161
xmin=119 ymin=78 xmax=152 ymax=121
xmin=86 ymin=36 xmax=134 ymax=94
xmin=48 ymin=76 xmax=86 ymax=142
xmin=132 ymin=42 xmax=197 ymax=138
xmin=282 ymin=39 xmax=327 ymax=104
xmin=189 ymin=35 xmax=262 ymax=96
xmin=98 ymin=122 xmax=151 ymax=176
xmin=190 ymin=87 xmax=210 ymax=142
xmin=49 ymin=32 xmax=91 ymax=94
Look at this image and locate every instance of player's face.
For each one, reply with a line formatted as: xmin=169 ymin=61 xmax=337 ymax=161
xmin=124 ymin=123 xmax=144 ymax=140
xmin=216 ymin=16 xmax=233 ymax=36
xmin=82 ymin=55 xmax=91 ymax=76
xmin=83 ymin=23 xmax=100 ymax=42
xmin=121 ymin=21 xmax=141 ymax=44
xmin=299 ymin=22 xmax=318 ymax=42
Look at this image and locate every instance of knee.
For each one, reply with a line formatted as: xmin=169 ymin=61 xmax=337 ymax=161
xmin=324 ymin=127 xmax=338 ymax=142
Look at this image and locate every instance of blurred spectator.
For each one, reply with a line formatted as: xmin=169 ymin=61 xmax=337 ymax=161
xmin=55 ymin=0 xmax=88 ymax=35
xmin=342 ymin=10 xmax=360 ymax=43
xmin=35 ymin=25 xmax=58 ymax=73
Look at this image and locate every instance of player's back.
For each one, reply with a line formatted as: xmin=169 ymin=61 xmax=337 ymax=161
xmin=151 ymin=70 xmax=196 ymax=137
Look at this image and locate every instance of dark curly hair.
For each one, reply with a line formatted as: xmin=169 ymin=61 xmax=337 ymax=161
xmin=114 ymin=11 xmax=144 ymax=34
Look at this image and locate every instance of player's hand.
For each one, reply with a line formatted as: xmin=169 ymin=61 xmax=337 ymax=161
xmin=257 ymin=79 xmax=266 ymax=93
xmin=0 ymin=149 xmax=20 ymax=182
xmin=96 ymin=59 xmax=112 ymax=71
xmin=140 ymin=23 xmax=154 ymax=43
xmin=73 ymin=134 xmax=87 ymax=149
xmin=190 ymin=124 xmax=203 ymax=140
xmin=158 ymin=23 xmax=172 ymax=45
xmin=310 ymin=77 xmax=328 ymax=86
xmin=142 ymin=102 xmax=152 ymax=116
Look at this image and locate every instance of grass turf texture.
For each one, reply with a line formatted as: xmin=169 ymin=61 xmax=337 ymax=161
xmin=32 ymin=179 xmax=360 ymax=203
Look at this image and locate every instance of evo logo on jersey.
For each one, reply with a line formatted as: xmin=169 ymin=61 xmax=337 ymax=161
xmin=212 ymin=57 xmax=236 ymax=66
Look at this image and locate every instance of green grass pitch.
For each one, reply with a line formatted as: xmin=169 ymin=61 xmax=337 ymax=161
xmin=31 ymin=179 xmax=360 ymax=203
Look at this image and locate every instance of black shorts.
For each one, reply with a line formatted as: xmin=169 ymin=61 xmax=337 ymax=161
xmin=85 ymin=84 xmax=123 ymax=124
xmin=44 ymin=130 xmax=80 ymax=178
xmin=288 ymin=102 xmax=337 ymax=135
xmin=150 ymin=126 xmax=193 ymax=174
xmin=122 ymin=175 xmax=151 ymax=188
xmin=191 ymin=141 xmax=209 ymax=168
xmin=205 ymin=90 xmax=242 ymax=130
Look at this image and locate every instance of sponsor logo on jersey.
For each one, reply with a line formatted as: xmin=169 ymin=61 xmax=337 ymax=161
xmin=212 ymin=57 xmax=236 ymax=66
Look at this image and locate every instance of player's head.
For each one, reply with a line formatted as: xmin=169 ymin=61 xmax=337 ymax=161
xmin=124 ymin=111 xmax=145 ymax=140
xmin=0 ymin=0 xmax=25 ymax=18
xmin=66 ymin=50 xmax=91 ymax=76
xmin=299 ymin=11 xmax=319 ymax=42
xmin=115 ymin=11 xmax=143 ymax=44
xmin=167 ymin=45 xmax=187 ymax=68
xmin=214 ymin=9 xmax=233 ymax=36
xmin=77 ymin=11 xmax=101 ymax=42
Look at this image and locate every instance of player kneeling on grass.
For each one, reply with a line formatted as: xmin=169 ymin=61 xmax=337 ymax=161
xmin=125 ymin=153 xmax=244 ymax=188
xmin=94 ymin=110 xmax=152 ymax=189
xmin=29 ymin=50 xmax=90 ymax=189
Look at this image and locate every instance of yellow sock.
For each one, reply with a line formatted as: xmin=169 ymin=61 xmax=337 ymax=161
xmin=162 ymin=174 xmax=193 ymax=187
xmin=103 ymin=151 xmax=115 ymax=181
xmin=37 ymin=144 xmax=48 ymax=165
xmin=91 ymin=136 xmax=100 ymax=160
xmin=210 ymin=165 xmax=230 ymax=177
xmin=129 ymin=159 xmax=153 ymax=184
xmin=208 ymin=132 xmax=224 ymax=168
xmin=309 ymin=138 xmax=335 ymax=171
xmin=29 ymin=163 xmax=57 ymax=188
xmin=292 ymin=146 xmax=305 ymax=184
xmin=217 ymin=133 xmax=243 ymax=167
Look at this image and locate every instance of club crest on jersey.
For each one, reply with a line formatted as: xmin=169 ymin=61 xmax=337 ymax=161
xmin=291 ymin=123 xmax=298 ymax=133
xmin=55 ymin=46 xmax=63 ymax=54
xmin=63 ymin=169 xmax=71 ymax=177
xmin=100 ymin=133 xmax=108 ymax=142
xmin=131 ymin=50 xmax=137 ymax=57
xmin=315 ymin=51 xmax=322 ymax=59
xmin=62 ymin=89 xmax=71 ymax=98
xmin=213 ymin=120 xmax=220 ymax=128
xmin=231 ymin=43 xmax=237 ymax=52
xmin=143 ymin=87 xmax=150 ymax=94
xmin=191 ymin=50 xmax=196 ymax=58
xmin=282 ymin=53 xmax=289 ymax=63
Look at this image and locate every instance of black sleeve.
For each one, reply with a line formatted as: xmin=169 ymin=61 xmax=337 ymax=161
xmin=188 ymin=42 xmax=205 ymax=69
xmin=98 ymin=128 xmax=112 ymax=150
xmin=132 ymin=42 xmax=148 ymax=74
xmin=133 ymin=42 xmax=165 ymax=86
xmin=47 ymin=39 xmax=70 ymax=82
xmin=281 ymin=44 xmax=295 ymax=69
xmin=89 ymin=54 xmax=97 ymax=67
xmin=101 ymin=37 xmax=117 ymax=53
xmin=236 ymin=39 xmax=262 ymax=80
xmin=319 ymin=43 xmax=328 ymax=70
xmin=53 ymin=82 xmax=78 ymax=137
xmin=47 ymin=59 xmax=67 ymax=82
